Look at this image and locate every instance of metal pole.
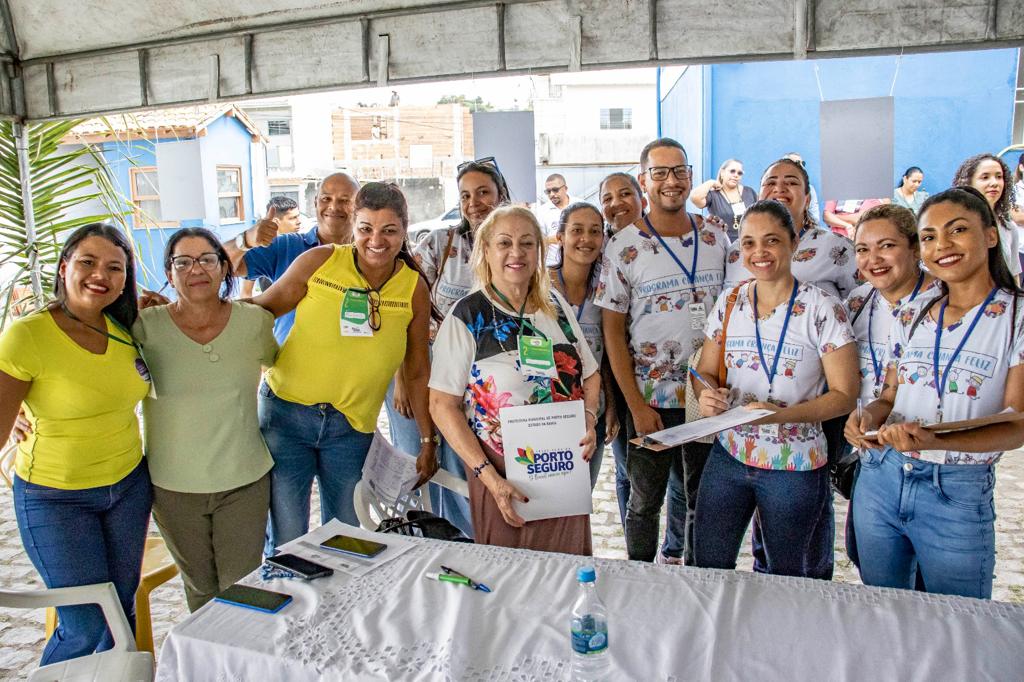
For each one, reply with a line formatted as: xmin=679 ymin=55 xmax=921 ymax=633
xmin=14 ymin=120 xmax=42 ymax=304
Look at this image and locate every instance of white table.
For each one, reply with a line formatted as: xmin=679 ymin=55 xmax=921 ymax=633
xmin=157 ymin=527 xmax=1024 ymax=681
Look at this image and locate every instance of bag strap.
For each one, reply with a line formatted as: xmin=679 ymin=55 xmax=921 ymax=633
xmin=432 ymin=227 xmax=457 ymax=296
xmin=717 ymin=284 xmax=744 ymax=387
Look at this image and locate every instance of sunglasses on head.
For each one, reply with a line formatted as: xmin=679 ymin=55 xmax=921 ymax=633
xmin=457 ymin=156 xmax=497 ymax=174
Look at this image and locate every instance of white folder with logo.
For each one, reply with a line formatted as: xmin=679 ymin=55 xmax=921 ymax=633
xmin=499 ymin=400 xmax=592 ymax=522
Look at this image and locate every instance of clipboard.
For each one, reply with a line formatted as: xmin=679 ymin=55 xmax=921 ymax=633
xmin=630 ymin=406 xmax=773 ymax=450
xmin=862 ymin=409 xmax=1024 ymax=438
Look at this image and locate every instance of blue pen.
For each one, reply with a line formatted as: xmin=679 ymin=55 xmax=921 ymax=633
xmin=688 ymin=366 xmax=714 ymax=391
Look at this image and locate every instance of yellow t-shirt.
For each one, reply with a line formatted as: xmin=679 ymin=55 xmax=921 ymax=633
xmin=0 ymin=310 xmax=149 ymax=489
xmin=266 ymin=245 xmax=418 ymax=433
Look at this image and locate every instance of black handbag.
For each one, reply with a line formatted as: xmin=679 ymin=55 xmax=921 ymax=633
xmin=377 ymin=509 xmax=473 ymax=543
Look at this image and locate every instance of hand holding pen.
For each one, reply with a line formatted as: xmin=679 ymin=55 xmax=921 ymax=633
xmin=689 ymin=367 xmax=731 ymax=417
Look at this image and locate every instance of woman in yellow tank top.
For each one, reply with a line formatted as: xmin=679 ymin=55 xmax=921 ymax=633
xmin=254 ymin=182 xmax=440 ymax=549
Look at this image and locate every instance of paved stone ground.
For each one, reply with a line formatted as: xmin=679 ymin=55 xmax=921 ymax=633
xmin=2 ymin=420 xmax=1023 ymax=679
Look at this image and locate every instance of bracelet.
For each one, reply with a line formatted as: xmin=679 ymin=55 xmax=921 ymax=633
xmin=420 ymin=435 xmax=439 ymax=446
xmin=472 ymin=460 xmax=492 ymax=478
xmin=585 ymin=408 xmax=598 ymax=422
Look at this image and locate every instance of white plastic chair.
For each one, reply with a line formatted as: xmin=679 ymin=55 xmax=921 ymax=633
xmin=0 ymin=582 xmax=154 ymax=681
xmin=354 ymin=469 xmax=470 ymax=531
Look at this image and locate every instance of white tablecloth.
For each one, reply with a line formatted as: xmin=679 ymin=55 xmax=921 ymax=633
xmin=157 ymin=528 xmax=1024 ymax=681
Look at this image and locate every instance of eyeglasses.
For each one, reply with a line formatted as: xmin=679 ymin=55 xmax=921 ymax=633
xmin=644 ymin=165 xmax=693 ymax=181
xmin=352 ymin=288 xmax=383 ymax=331
xmin=171 ymin=254 xmax=221 ymax=272
xmin=544 ymin=185 xmax=567 ymax=195
xmin=457 ymin=156 xmax=497 ymax=174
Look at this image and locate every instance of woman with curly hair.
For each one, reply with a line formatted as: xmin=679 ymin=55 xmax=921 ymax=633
xmin=952 ymin=153 xmax=1020 ymax=279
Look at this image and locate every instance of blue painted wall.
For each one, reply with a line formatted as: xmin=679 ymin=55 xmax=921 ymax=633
xmin=98 ymin=114 xmax=256 ymax=291
xmin=198 ymin=115 xmax=256 ymax=242
xmin=661 ymin=48 xmax=1018 ymax=203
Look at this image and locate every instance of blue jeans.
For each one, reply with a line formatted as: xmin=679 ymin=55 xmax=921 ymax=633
xmin=259 ymin=383 xmax=374 ymax=553
xmin=852 ymin=446 xmax=996 ymax=599
xmin=694 ymin=441 xmax=833 ymax=578
xmin=751 ymin=415 xmax=845 ymax=575
xmin=383 ymin=380 xmax=474 ymax=539
xmin=624 ymin=408 xmax=698 ymax=562
xmin=14 ymin=461 xmax=152 ymax=665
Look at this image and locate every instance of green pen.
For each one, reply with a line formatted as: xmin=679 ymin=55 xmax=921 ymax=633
xmin=427 ymin=572 xmax=471 ymax=586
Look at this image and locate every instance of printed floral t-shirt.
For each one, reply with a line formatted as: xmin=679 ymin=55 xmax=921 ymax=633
xmin=886 ymin=288 xmax=1024 ymax=465
xmin=724 ymin=226 xmax=860 ymax=299
xmin=595 ymin=219 xmax=727 ymax=408
xmin=429 ymin=289 xmax=598 ymax=456
xmin=846 ymin=278 xmax=936 ymax=403
xmin=706 ymin=282 xmax=856 ymax=471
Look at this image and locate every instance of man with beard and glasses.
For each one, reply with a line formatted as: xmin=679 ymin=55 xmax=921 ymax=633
xmin=597 ymin=138 xmax=727 ymax=565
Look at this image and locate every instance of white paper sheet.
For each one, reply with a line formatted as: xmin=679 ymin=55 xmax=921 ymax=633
xmin=277 ymin=520 xmax=414 ymax=577
xmin=643 ymin=406 xmax=774 ymax=447
xmin=498 ymin=400 xmax=592 ymax=522
xmin=361 ymin=431 xmax=420 ymax=505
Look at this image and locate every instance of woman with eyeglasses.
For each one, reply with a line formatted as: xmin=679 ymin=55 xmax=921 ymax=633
xmin=0 ymin=224 xmax=152 ymax=664
xmin=253 ymin=182 xmax=440 ymax=550
xmin=392 ymin=159 xmax=513 ymax=537
xmin=132 ymin=228 xmax=278 ymax=611
xmin=690 ymin=159 xmax=758 ymax=240
xmin=429 ymin=206 xmax=599 ymax=554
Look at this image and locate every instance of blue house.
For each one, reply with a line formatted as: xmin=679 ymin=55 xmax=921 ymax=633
xmin=659 ymin=48 xmax=1019 ymax=213
xmin=65 ymin=105 xmax=266 ymax=291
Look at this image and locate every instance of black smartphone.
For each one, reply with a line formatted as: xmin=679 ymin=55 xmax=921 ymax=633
xmin=265 ymin=553 xmax=333 ymax=580
xmin=213 ymin=584 xmax=292 ymax=614
xmin=319 ymin=534 xmax=388 ymax=559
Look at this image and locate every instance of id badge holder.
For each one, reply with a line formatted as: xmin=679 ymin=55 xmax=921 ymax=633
xmin=340 ymin=289 xmax=374 ymax=337
xmin=518 ymin=335 xmax=557 ymax=378
xmin=689 ymin=301 xmax=707 ymax=331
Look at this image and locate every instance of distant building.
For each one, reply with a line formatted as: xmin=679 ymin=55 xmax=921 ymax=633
xmin=65 ymin=105 xmax=265 ymax=290
xmin=530 ymin=69 xmax=657 ymax=203
xmin=243 ymin=97 xmax=474 ymax=223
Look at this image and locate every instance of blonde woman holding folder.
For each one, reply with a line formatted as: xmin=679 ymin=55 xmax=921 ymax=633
xmin=846 ymin=187 xmax=1024 ymax=598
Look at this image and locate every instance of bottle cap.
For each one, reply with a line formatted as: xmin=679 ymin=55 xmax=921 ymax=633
xmin=577 ymin=566 xmax=596 ymax=583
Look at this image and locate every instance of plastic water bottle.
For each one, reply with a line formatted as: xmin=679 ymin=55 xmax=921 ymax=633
xmin=570 ymin=566 xmax=610 ymax=681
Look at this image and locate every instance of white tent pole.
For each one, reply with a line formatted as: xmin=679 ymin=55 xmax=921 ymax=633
xmin=14 ymin=120 xmax=42 ymax=304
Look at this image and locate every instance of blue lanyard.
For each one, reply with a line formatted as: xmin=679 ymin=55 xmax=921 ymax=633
xmin=642 ymin=214 xmax=699 ymax=285
xmin=556 ymin=268 xmax=589 ymax=322
xmin=932 ymin=286 xmax=999 ymax=406
xmin=866 ymin=272 xmax=925 ymax=386
xmin=753 ymin=279 xmax=800 ymax=393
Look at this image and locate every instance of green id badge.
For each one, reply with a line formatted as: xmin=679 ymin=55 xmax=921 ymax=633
xmin=518 ymin=335 xmax=557 ymax=377
xmin=340 ymin=289 xmax=373 ymax=337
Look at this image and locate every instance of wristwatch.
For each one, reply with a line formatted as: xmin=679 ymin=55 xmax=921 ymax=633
xmin=234 ymin=231 xmax=252 ymax=252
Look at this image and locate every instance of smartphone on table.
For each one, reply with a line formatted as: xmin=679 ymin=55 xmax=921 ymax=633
xmin=265 ymin=553 xmax=334 ymax=580
xmin=214 ymin=584 xmax=292 ymax=614
xmin=319 ymin=534 xmax=387 ymax=559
